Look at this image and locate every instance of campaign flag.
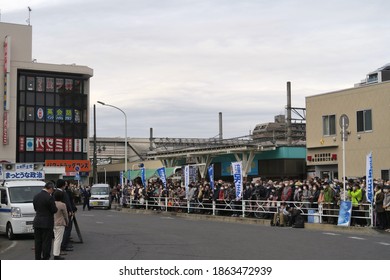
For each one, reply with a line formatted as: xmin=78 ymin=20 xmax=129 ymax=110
xmin=231 ymin=161 xmax=243 ymax=199
xmin=184 ymin=165 xmax=190 ymax=196
xmin=140 ymin=167 xmax=146 ymax=188
xmin=208 ymin=164 xmax=215 ymax=191
xmin=127 ymin=170 xmax=131 ymax=185
xmin=337 ymin=200 xmax=352 ymax=226
xmin=366 ymin=152 xmax=374 ymax=203
xmin=157 ymin=167 xmax=167 ymax=189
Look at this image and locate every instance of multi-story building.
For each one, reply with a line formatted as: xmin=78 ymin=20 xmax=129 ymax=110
xmin=306 ymin=64 xmax=390 ymax=180
xmin=1 ymin=22 xmax=93 ymax=182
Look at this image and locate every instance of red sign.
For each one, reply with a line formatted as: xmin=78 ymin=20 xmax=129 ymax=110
xmin=19 ymin=136 xmax=25 ymax=152
xmin=3 ymin=111 xmax=8 ymax=145
xmin=45 ymin=160 xmax=91 ymax=172
xmin=36 ymin=137 xmax=45 ymax=152
xmin=55 ymin=138 xmax=63 ymax=152
xmin=45 ymin=137 xmax=54 ymax=152
xmin=64 ymin=138 xmax=73 ymax=152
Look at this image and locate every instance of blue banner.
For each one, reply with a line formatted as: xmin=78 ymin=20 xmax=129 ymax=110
xmin=208 ymin=164 xmax=214 ymax=191
xmin=157 ymin=167 xmax=167 ymax=189
xmin=337 ymin=200 xmax=352 ymax=226
xmin=140 ymin=167 xmax=146 ymax=188
xmin=366 ymin=152 xmax=373 ymax=203
xmin=231 ymin=162 xmax=243 ymax=199
xmin=120 ymin=171 xmax=123 ymax=187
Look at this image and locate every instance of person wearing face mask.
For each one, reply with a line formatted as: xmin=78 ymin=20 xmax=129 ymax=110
xmin=374 ymin=184 xmax=385 ymax=230
xmin=383 ymin=184 xmax=390 ymax=232
xmin=301 ymin=184 xmax=311 ymax=208
xmin=349 ymin=183 xmax=363 ymax=226
xmin=311 ymin=185 xmax=320 ymax=209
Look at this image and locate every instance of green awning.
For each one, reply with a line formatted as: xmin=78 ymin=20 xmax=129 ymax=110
xmin=125 ymin=167 xmax=177 ymax=180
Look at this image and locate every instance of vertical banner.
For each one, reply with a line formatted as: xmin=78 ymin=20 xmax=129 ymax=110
xmin=157 ymin=167 xmax=167 ymax=189
xmin=366 ymin=152 xmax=373 ymax=203
xmin=337 ymin=200 xmax=352 ymax=226
xmin=208 ymin=164 xmax=215 ymax=191
xmin=231 ymin=161 xmax=243 ymax=199
xmin=127 ymin=170 xmax=131 ymax=185
xmin=140 ymin=167 xmax=146 ymax=188
xmin=120 ymin=171 xmax=123 ymax=187
xmin=184 ymin=165 xmax=190 ymax=196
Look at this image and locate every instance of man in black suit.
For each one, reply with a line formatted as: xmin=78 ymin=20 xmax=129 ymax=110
xmin=33 ymin=181 xmax=57 ymax=260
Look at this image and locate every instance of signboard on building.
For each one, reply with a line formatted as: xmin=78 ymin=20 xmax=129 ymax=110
xmin=45 ymin=160 xmax=91 ymax=172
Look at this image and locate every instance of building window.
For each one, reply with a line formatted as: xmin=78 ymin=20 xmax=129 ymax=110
xmin=357 ymin=109 xmax=372 ymax=132
xmin=17 ymin=71 xmax=88 ymax=162
xmin=381 ymin=170 xmax=389 ymax=181
xmin=322 ymin=115 xmax=336 ymax=136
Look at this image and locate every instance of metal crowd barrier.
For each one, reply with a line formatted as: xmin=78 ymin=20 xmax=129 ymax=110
xmin=123 ymin=196 xmax=373 ymax=226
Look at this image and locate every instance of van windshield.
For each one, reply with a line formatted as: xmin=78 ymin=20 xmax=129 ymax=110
xmin=9 ymin=186 xmax=43 ymax=203
xmin=91 ymin=187 xmax=109 ymax=195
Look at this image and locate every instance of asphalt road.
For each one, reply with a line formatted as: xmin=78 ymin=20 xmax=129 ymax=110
xmin=1 ymin=208 xmax=389 ymax=260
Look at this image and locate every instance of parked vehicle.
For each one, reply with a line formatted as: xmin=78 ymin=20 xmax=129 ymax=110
xmin=89 ymin=184 xmax=111 ymax=209
xmin=0 ymin=180 xmax=46 ymax=240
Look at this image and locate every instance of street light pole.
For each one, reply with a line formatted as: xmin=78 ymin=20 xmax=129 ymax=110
xmin=97 ymin=101 xmax=128 ymax=189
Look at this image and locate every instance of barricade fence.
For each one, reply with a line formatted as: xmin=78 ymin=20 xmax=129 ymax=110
xmin=121 ymin=196 xmax=373 ymax=226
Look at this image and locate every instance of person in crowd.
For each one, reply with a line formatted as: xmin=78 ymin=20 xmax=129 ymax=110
xmin=33 ymin=181 xmax=57 ymax=260
xmin=53 ymin=191 xmax=69 ymax=260
xmin=301 ymin=184 xmax=311 ymax=209
xmin=349 ymin=183 xmax=363 ymax=226
xmin=281 ymin=183 xmax=292 ymax=202
xmin=383 ymin=183 xmax=390 ymax=232
xmin=311 ymin=184 xmax=320 ymax=208
xmin=374 ymin=184 xmax=385 ymax=230
xmin=271 ymin=202 xmax=289 ymax=227
xmin=55 ymin=179 xmax=74 ymax=252
xmin=323 ymin=182 xmax=335 ymax=224
xmin=81 ymin=185 xmax=91 ymax=211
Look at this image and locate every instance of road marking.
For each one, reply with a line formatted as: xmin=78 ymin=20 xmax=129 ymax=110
xmin=161 ymin=217 xmax=174 ymax=220
xmin=81 ymin=214 xmax=94 ymax=217
xmin=96 ymin=221 xmax=104 ymax=224
xmin=348 ymin=236 xmax=366 ymax=240
xmin=377 ymin=242 xmax=390 ymax=246
xmin=0 ymin=241 xmax=17 ymax=254
xmin=323 ymin=232 xmax=340 ymax=236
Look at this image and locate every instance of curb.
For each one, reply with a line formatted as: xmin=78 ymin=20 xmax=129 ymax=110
xmin=115 ymin=205 xmax=384 ymax=236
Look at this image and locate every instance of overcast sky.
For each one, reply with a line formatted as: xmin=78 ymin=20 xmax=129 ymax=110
xmin=2 ymin=0 xmax=390 ymax=139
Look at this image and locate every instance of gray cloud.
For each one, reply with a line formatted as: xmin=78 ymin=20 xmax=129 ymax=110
xmin=3 ymin=0 xmax=390 ymax=139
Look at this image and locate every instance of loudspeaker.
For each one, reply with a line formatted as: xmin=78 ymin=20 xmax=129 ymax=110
xmin=5 ymin=164 xmax=13 ymax=170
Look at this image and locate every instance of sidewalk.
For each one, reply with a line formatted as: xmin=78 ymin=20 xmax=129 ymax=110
xmin=116 ymin=205 xmax=385 ymax=236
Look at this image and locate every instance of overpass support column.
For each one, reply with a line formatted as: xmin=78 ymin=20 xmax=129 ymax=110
xmin=233 ymin=150 xmax=255 ymax=179
xmin=195 ymin=155 xmax=212 ymax=179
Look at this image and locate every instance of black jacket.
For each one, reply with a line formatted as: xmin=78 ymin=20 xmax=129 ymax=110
xmin=33 ymin=190 xmax=57 ymax=229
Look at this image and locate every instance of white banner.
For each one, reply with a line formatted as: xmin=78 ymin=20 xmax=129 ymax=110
xmin=184 ymin=165 xmax=189 ymax=196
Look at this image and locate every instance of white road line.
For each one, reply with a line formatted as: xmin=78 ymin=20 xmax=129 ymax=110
xmin=0 ymin=241 xmax=17 ymax=255
xmin=96 ymin=221 xmax=104 ymax=224
xmin=348 ymin=236 xmax=366 ymax=240
xmin=161 ymin=217 xmax=174 ymax=220
xmin=377 ymin=242 xmax=390 ymax=246
xmin=322 ymin=232 xmax=340 ymax=236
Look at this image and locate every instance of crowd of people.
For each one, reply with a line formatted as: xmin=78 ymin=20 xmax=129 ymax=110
xmin=98 ymin=176 xmax=390 ymax=231
xmin=32 ymin=176 xmax=390 ymax=259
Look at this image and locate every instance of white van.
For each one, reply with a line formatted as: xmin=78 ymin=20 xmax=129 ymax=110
xmin=89 ymin=184 xmax=111 ymax=209
xmin=0 ymin=180 xmax=46 ymax=240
